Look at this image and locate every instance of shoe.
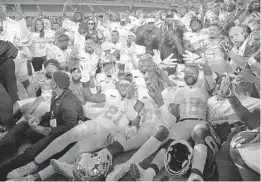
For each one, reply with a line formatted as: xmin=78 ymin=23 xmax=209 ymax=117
xmin=106 ymin=163 xmax=130 ymax=181
xmin=50 ymin=159 xmax=75 ymax=181
xmin=130 ymin=163 xmax=145 ymax=181
xmin=7 ymin=162 xmax=38 ymax=179
xmin=187 ymin=173 xmax=204 ymax=182
xmin=130 ymin=163 xmax=154 ymax=181
xmin=7 ymin=175 xmax=35 ymax=181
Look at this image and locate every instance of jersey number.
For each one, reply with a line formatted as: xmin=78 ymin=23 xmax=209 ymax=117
xmin=188 ymin=97 xmax=201 ymax=115
xmin=143 ymin=109 xmax=161 ymax=121
xmin=103 ymin=105 xmax=124 ymax=125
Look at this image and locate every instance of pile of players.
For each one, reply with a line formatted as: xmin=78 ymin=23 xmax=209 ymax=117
xmin=0 ymin=0 xmax=260 ymax=181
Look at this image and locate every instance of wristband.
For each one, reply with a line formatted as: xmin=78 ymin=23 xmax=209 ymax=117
xmin=248 ymin=57 xmax=257 ymax=66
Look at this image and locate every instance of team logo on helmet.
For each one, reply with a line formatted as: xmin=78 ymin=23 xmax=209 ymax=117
xmin=73 ymin=152 xmax=113 ymax=181
xmin=164 ymin=140 xmax=193 ymax=177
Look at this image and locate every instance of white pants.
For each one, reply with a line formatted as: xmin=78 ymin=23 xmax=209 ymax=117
xmin=238 ymin=142 xmax=260 ymax=174
xmin=17 ymin=98 xmax=50 ymax=117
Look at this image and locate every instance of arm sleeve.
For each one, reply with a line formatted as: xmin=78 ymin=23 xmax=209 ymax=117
xmin=172 ymin=89 xmax=184 ymax=104
xmin=204 ymin=75 xmax=216 ymax=92
xmin=50 ymin=98 xmax=78 ymax=135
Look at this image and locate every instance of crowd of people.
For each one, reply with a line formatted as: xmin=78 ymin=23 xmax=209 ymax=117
xmin=0 ymin=0 xmax=260 ymax=181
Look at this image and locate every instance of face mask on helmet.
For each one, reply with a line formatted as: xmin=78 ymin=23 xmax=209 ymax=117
xmin=73 ymin=152 xmax=113 ymax=181
xmin=164 ymin=140 xmax=193 ymax=177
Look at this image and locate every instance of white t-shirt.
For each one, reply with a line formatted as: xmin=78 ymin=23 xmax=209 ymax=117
xmin=30 ymin=32 xmax=48 ymax=57
xmin=73 ymin=31 xmax=86 ymax=52
xmin=46 ymin=44 xmax=69 ymax=68
xmin=14 ymin=46 xmax=32 ymax=68
xmin=0 ymin=17 xmax=20 ymax=42
xmin=78 ymin=51 xmax=100 ymax=74
xmin=62 ymin=18 xmax=80 ymax=44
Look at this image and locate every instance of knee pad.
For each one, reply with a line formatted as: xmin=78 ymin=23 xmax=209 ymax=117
xmin=230 ymin=146 xmax=247 ymax=167
xmin=193 ymin=123 xmax=220 ymax=152
xmin=193 ymin=123 xmax=209 ymax=144
xmin=153 ymin=125 xmax=169 ymax=142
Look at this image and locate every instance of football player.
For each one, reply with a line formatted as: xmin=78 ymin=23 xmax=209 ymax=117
xmin=105 ymin=59 xmax=217 ymax=181
xmin=6 ymin=71 xmax=143 ymax=180
xmin=53 ymin=69 xmax=177 ymax=181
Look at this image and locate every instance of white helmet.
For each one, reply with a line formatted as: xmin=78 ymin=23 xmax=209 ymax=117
xmin=73 ymin=152 xmax=113 ymax=181
xmin=165 ymin=140 xmax=193 ymax=177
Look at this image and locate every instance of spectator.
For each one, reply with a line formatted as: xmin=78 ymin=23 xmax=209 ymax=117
xmin=30 ymin=18 xmax=48 ymax=72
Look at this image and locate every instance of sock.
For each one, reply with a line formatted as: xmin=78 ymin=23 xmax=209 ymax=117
xmin=33 ymin=159 xmax=40 ymax=166
xmin=128 ymin=136 xmax=162 ymax=165
xmin=146 ymin=168 xmax=156 ymax=178
xmin=191 ymin=144 xmax=208 ymax=175
xmin=32 ymin=173 xmax=41 ymax=181
xmin=150 ymin=148 xmax=166 ymax=174
xmin=38 ymin=166 xmax=55 ymax=181
xmin=106 ymin=141 xmax=124 ymax=156
xmin=150 ymin=164 xmax=160 ymax=175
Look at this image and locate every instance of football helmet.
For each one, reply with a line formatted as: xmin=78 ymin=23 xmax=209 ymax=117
xmin=164 ymin=140 xmax=193 ymax=177
xmin=73 ymin=152 xmax=113 ymax=181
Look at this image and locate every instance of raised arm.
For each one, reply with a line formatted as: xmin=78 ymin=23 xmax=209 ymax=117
xmin=80 ymin=64 xmax=106 ymax=103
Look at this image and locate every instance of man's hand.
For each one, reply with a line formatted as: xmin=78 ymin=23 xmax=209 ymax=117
xmin=30 ymin=125 xmax=50 ymax=136
xmin=147 ymin=82 xmax=164 ymax=107
xmin=220 ymin=41 xmax=233 ymax=54
xmin=94 ymin=44 xmax=102 ymax=55
xmin=153 ymin=49 xmax=162 ymax=64
xmin=13 ymin=3 xmax=24 ymax=20
xmin=124 ymin=126 xmax=137 ymax=140
xmin=71 ymin=46 xmax=79 ymax=57
xmin=198 ymin=42 xmax=209 ymax=54
xmin=183 ymin=50 xmax=201 ymax=63
xmin=64 ymin=0 xmax=72 ymax=8
xmin=27 ymin=115 xmax=41 ymax=127
xmin=220 ymin=74 xmax=237 ymax=98
xmin=236 ymin=68 xmax=259 ymax=84
xmin=36 ymin=4 xmax=43 ymax=17
xmin=160 ymin=53 xmax=177 ymax=68
xmin=231 ymin=129 xmax=260 ymax=148
xmin=79 ymin=63 xmax=90 ymax=82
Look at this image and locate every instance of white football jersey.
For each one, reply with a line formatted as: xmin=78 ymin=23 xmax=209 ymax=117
xmin=78 ymin=51 xmax=100 ymax=74
xmin=183 ymin=30 xmax=209 ymax=51
xmin=62 ymin=18 xmax=79 ymax=41
xmin=173 ymin=86 xmax=210 ymax=120
xmin=207 ymin=95 xmax=260 ymax=125
xmin=96 ymin=88 xmax=132 ymax=131
xmin=140 ymin=87 xmax=178 ymax=126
